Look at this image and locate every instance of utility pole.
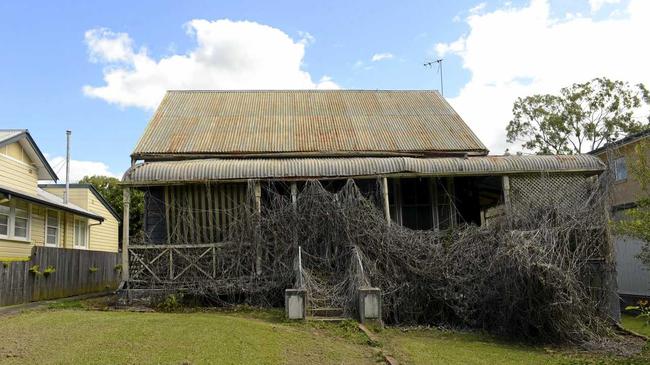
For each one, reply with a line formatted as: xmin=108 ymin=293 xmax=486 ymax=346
xmin=424 ymin=59 xmax=444 ymax=96
xmin=64 ymin=130 xmax=71 ymax=204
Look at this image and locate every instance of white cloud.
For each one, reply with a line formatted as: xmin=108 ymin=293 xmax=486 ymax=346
xmin=436 ymin=0 xmax=650 ymax=153
xmin=297 ymin=31 xmax=315 ymax=45
xmin=371 ymin=52 xmax=394 ymax=62
xmin=84 ymin=28 xmax=134 ymax=63
xmin=469 ymin=2 xmax=487 ymax=14
xmin=47 ymin=156 xmax=118 ymax=183
xmin=589 ymin=0 xmax=621 ymax=12
xmin=83 ymin=19 xmax=338 ymax=109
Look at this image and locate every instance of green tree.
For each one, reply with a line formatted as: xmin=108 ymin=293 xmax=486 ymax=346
xmin=507 ymin=77 xmax=649 ymax=154
xmin=615 ymin=141 xmax=650 ymax=266
xmin=78 ymin=175 xmax=144 ymax=238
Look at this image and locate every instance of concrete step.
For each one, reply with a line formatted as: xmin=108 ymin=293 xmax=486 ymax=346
xmin=308 ymin=307 xmax=344 ymax=317
xmin=307 ymin=316 xmax=348 ymax=322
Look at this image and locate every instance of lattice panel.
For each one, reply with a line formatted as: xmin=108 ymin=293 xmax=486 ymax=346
xmin=509 ymin=173 xmax=595 ymax=216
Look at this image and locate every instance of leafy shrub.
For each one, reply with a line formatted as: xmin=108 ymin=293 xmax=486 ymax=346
xmin=156 ymin=294 xmax=183 ymax=312
xmin=29 ymin=265 xmax=41 ymax=276
xmin=43 ymin=265 xmax=56 ymax=277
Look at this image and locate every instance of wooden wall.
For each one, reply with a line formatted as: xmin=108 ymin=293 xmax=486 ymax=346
xmin=0 ymin=246 xmax=120 ymax=306
xmin=0 ymin=142 xmax=37 ymax=195
xmin=143 ymin=183 xmax=249 ymax=244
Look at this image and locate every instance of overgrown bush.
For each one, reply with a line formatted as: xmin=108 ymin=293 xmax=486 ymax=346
xmin=132 ymin=177 xmax=613 ymax=344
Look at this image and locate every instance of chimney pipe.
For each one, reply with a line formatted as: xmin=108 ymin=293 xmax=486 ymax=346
xmin=64 ymin=130 xmax=71 ymax=204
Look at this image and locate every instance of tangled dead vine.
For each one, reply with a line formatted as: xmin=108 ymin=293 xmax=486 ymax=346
xmin=130 ymin=175 xmax=615 ymax=344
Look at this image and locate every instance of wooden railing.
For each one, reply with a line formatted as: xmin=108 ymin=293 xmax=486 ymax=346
xmin=127 ymin=242 xmax=254 ymax=286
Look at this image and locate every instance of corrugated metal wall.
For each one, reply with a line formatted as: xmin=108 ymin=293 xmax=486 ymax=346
xmin=615 ymin=235 xmax=650 ymax=297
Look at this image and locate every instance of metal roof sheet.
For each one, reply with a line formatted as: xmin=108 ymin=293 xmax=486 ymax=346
xmin=0 ymin=185 xmax=104 ymax=221
xmin=0 ymin=130 xmax=25 ymax=144
xmin=132 ymin=90 xmax=488 ymax=159
xmin=589 ymin=128 xmax=650 ymax=155
xmin=38 ymin=184 xmax=121 ymax=222
xmin=122 ymin=155 xmax=605 ymax=186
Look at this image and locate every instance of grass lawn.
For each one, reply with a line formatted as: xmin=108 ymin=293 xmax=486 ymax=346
xmin=0 ymin=300 xmax=647 ymax=365
xmin=621 ymin=314 xmax=650 ymax=338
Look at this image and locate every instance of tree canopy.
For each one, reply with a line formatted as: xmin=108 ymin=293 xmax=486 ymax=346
xmin=506 ymin=77 xmax=649 ymax=154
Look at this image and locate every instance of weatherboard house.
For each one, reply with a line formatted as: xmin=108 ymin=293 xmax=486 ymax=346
xmin=0 ymin=130 xmax=120 ymax=258
xmin=121 ymin=90 xmax=613 ymax=315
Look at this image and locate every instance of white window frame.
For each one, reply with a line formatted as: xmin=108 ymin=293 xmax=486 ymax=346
xmin=74 ymin=217 xmax=88 ymax=249
xmin=45 ymin=209 xmax=60 ymax=247
xmin=0 ymin=199 xmax=31 ymax=242
xmin=0 ymin=200 xmax=10 ymax=239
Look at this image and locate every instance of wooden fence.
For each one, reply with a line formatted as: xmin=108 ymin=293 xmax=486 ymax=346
xmin=0 ymin=246 xmax=121 ymax=306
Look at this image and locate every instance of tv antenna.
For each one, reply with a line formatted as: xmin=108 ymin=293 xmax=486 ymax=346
xmin=424 ymin=58 xmax=444 ymax=96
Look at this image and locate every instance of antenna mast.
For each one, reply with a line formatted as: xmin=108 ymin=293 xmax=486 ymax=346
xmin=424 ymin=59 xmax=444 ymax=96
xmin=64 ymin=130 xmax=71 ymax=204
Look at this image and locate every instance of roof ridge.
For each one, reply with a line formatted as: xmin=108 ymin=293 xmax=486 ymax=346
xmin=165 ymin=89 xmax=441 ymax=93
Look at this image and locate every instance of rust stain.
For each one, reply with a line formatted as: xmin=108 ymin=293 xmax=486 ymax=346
xmin=132 ymin=90 xmax=488 ymax=158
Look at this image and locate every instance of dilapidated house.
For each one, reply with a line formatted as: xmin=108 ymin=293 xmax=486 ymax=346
xmin=121 ymin=90 xmax=615 ymax=333
xmin=123 ymin=90 xmax=604 ymax=234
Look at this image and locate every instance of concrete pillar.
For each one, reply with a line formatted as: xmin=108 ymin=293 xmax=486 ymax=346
xmin=359 ymin=287 xmax=381 ymax=323
xmin=285 ymin=288 xmax=306 ymax=320
xmin=122 ymin=187 xmax=130 ymax=282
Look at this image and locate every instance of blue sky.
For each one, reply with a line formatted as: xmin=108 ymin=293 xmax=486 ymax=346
xmin=0 ymin=0 xmax=647 ymax=180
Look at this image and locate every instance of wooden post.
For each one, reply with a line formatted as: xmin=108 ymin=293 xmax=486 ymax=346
xmin=122 ymin=187 xmax=130 ymax=282
xmin=290 ymin=182 xmax=298 ymax=210
xmin=380 ymin=177 xmax=391 ymax=225
xmin=254 ymin=181 xmax=263 ymax=275
xmin=502 ymin=175 xmax=511 ymax=212
xmin=168 ymin=248 xmax=173 ymax=280
xmin=448 ymin=178 xmax=456 ymax=228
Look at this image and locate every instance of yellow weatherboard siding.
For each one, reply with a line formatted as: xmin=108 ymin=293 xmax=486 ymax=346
xmin=4 ymin=141 xmax=29 ymax=163
xmin=0 ymin=135 xmax=117 ymax=257
xmin=41 ymin=186 xmax=119 ymax=253
xmin=87 ymin=194 xmax=119 ymax=252
xmin=40 ymin=187 xmax=89 ymax=209
xmin=63 ymin=212 xmax=74 ymax=248
xmin=31 ymin=205 xmax=46 ymax=246
xmin=0 ymin=189 xmax=117 ymax=257
xmin=0 ymin=142 xmax=38 ymax=195
xmin=0 ymin=240 xmax=32 ymax=257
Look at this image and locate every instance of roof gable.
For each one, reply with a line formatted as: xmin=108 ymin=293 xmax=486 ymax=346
xmin=133 ymin=90 xmax=488 ymax=159
xmin=38 ymin=183 xmax=121 ymax=221
xmin=0 ymin=129 xmax=58 ymax=180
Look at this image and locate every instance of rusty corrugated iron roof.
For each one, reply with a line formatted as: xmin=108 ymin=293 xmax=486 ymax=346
xmin=122 ymin=155 xmax=604 ymax=186
xmin=132 ymin=90 xmax=488 ymax=159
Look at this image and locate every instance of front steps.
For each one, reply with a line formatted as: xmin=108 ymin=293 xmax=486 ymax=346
xmin=308 ymin=306 xmax=344 ymax=318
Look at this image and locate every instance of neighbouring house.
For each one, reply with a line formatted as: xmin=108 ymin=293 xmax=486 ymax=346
xmin=0 ymin=129 xmax=120 ymax=258
xmin=590 ymin=129 xmax=650 ymax=302
xmin=121 ymin=90 xmax=615 ymax=320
